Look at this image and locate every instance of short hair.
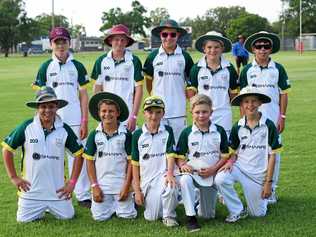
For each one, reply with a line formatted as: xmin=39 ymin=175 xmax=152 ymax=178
xmin=97 ymin=99 xmax=120 ymax=113
xmin=190 ymin=94 xmax=213 ymax=111
xmin=202 ymin=39 xmax=224 ymax=49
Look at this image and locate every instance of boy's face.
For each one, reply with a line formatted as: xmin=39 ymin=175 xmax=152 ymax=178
xmin=37 ymin=102 xmax=58 ymax=124
xmin=98 ymin=103 xmax=120 ymax=125
xmin=110 ymin=35 xmax=128 ymax=53
xmin=252 ymin=40 xmax=272 ymax=62
xmin=240 ymin=95 xmax=262 ymax=117
xmin=144 ymin=107 xmax=164 ymax=126
xmin=192 ymin=104 xmax=212 ymax=127
xmin=203 ymin=40 xmax=223 ymax=60
xmin=51 ymin=38 xmax=70 ymax=59
xmin=160 ymin=28 xmax=179 ymax=51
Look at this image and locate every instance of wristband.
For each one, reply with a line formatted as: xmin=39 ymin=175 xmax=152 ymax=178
xmin=69 ymin=178 xmax=77 ymax=186
xmin=227 ymin=159 xmax=235 ymax=164
xmin=81 ymin=118 xmax=88 ymax=124
xmin=280 ymin=114 xmax=286 ymax=119
xmin=91 ymin=182 xmax=99 ymax=188
xmin=265 ymin=179 xmax=273 ymax=183
xmin=130 ymin=115 xmax=137 ymax=120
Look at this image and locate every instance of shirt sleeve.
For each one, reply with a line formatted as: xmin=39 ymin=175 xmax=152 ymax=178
xmin=239 ymin=64 xmax=251 ymax=89
xmin=187 ymin=64 xmax=199 ymax=92
xmin=232 ymin=43 xmax=238 ymax=56
xmin=176 ymin=127 xmax=191 ymax=159
xmin=165 ymin=126 xmax=176 ymax=158
xmin=228 ymin=64 xmax=239 ymax=92
xmin=32 ymin=59 xmax=52 ymax=90
xmin=64 ymin=124 xmax=83 ymax=157
xmin=125 ymin=131 xmax=132 ymax=157
xmin=229 ymin=123 xmax=240 ymax=152
xmin=131 ymin=129 xmax=142 ymax=166
xmin=132 ymin=55 xmax=144 ymax=86
xmin=276 ymin=63 xmax=291 ymax=93
xmin=215 ymin=124 xmax=229 ymax=158
xmin=266 ymin=119 xmax=282 ymax=154
xmin=183 ymin=50 xmax=194 ymax=78
xmin=83 ymin=130 xmax=97 ymax=160
xmin=72 ymin=60 xmax=90 ymax=87
xmin=91 ymin=54 xmax=107 ymax=82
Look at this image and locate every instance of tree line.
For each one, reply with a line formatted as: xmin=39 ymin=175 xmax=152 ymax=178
xmin=1 ymin=0 xmax=315 ymax=57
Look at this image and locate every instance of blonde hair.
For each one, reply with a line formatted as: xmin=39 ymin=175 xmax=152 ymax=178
xmin=190 ymin=94 xmax=213 ymax=111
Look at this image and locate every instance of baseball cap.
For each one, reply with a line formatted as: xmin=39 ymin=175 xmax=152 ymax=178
xmin=49 ymin=27 xmax=71 ymax=42
xmin=143 ymin=96 xmax=165 ymax=111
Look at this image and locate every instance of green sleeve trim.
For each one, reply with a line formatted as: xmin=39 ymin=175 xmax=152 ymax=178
xmin=72 ymin=59 xmax=89 ymax=86
xmin=228 ymin=63 xmax=239 ymax=90
xmin=132 ymin=55 xmax=144 ymax=82
xmin=165 ymin=125 xmax=176 ymax=154
xmin=125 ymin=131 xmax=132 ymax=156
xmin=215 ymin=124 xmax=229 ymax=154
xmin=33 ymin=59 xmax=53 ymax=87
xmin=143 ymin=49 xmax=159 ymax=77
xmin=266 ymin=119 xmax=282 ymax=151
xmin=176 ymin=126 xmax=192 ymax=156
xmin=84 ymin=130 xmax=97 ymax=157
xmin=3 ymin=119 xmax=33 ymax=151
xmin=239 ymin=64 xmax=252 ymax=89
xmin=275 ymin=62 xmax=291 ymax=91
xmin=229 ymin=123 xmax=241 ymax=150
xmin=131 ymin=128 xmax=143 ymax=162
xmin=182 ymin=50 xmax=194 ymax=78
xmin=187 ymin=64 xmax=200 ymax=89
xmin=91 ymin=54 xmax=107 ymax=80
xmin=63 ymin=123 xmax=83 ymax=154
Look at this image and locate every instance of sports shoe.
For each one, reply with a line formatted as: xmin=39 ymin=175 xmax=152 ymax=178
xmin=78 ymin=199 xmax=92 ymax=208
xmin=186 ymin=216 xmax=201 ymax=232
xmin=162 ymin=217 xmax=179 ymax=227
xmin=267 ymin=192 xmax=278 ymax=205
xmin=225 ymin=208 xmax=248 ymax=223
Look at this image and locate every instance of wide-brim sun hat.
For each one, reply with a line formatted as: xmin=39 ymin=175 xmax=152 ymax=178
xmin=195 ymin=31 xmax=232 ymax=53
xmin=231 ymin=86 xmax=271 ymax=106
xmin=89 ymin=92 xmax=129 ymax=122
xmin=26 ymin=86 xmax=68 ymax=109
xmin=143 ymin=96 xmax=165 ymax=111
xmin=104 ymin=24 xmax=135 ymax=47
xmin=151 ymin=19 xmax=187 ymax=38
xmin=244 ymin=31 xmax=280 ymax=54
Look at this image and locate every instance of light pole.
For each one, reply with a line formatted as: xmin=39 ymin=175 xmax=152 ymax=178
xmin=299 ymin=0 xmax=302 ymax=55
xmin=52 ymin=0 xmax=55 ymax=29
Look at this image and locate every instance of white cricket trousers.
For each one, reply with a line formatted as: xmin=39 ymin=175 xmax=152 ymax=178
xmin=215 ymin=167 xmax=268 ymax=217
xmin=68 ymin=125 xmax=91 ymax=201
xmin=161 ymin=117 xmax=186 ymax=144
xmin=17 ymin=198 xmax=74 ymax=222
xmin=179 ymin=174 xmax=217 ymax=218
xmin=143 ymin=175 xmax=178 ymax=221
xmin=91 ymin=192 xmax=137 ymax=221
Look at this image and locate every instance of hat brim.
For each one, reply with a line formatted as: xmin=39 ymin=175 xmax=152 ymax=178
xmin=26 ymin=99 xmax=68 ymax=109
xmin=195 ymin=35 xmax=232 ymax=53
xmin=231 ymin=93 xmax=271 ymax=106
xmin=244 ymin=32 xmax=280 ymax=54
xmin=50 ymin=36 xmax=71 ymax=42
xmin=151 ymin=26 xmax=187 ymax=38
xmin=89 ymin=92 xmax=129 ymax=122
xmin=104 ymin=33 xmax=135 ymax=47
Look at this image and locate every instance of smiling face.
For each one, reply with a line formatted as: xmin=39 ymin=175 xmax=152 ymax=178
xmin=203 ymin=40 xmax=223 ymax=61
xmin=252 ymin=39 xmax=272 ymax=62
xmin=110 ymin=34 xmax=128 ymax=53
xmin=98 ymin=102 xmax=120 ymax=126
xmin=37 ymin=102 xmax=58 ymax=125
xmin=240 ymin=95 xmax=262 ymax=118
xmin=192 ymin=104 xmax=212 ymax=129
xmin=144 ymin=107 xmax=164 ymax=128
xmin=160 ymin=28 xmax=179 ymax=51
xmin=51 ymin=38 xmax=70 ymax=61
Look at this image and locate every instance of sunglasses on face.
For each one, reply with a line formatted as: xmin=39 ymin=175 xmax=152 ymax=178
xmin=144 ymin=98 xmax=164 ymax=106
xmin=160 ymin=32 xmax=177 ymax=38
xmin=253 ymin=44 xmax=272 ymax=50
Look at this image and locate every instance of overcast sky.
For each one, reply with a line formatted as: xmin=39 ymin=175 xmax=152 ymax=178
xmin=24 ymin=0 xmax=284 ymax=36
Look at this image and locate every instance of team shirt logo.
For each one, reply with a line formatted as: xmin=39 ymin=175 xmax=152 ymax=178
xmin=30 ymin=139 xmax=38 ymax=143
xmin=32 ymin=152 xmax=40 ymax=160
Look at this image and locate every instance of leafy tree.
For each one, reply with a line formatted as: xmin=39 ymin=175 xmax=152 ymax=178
xmin=70 ymin=24 xmax=86 ymax=38
xmin=181 ymin=16 xmax=215 ymax=39
xmin=149 ymin=7 xmax=170 ymax=27
xmin=34 ymin=13 xmax=69 ymax=36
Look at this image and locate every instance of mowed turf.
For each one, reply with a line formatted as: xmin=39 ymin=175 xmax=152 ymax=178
xmin=0 ymin=50 xmax=315 ymax=237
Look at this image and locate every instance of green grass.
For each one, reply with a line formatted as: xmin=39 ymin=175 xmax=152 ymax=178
xmin=0 ymin=50 xmax=316 ymax=237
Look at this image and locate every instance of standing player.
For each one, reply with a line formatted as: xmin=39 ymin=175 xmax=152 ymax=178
xmin=232 ymin=35 xmax=249 ymax=75
xmin=187 ymin=31 xmax=238 ymax=137
xmin=215 ymin=86 xmax=282 ymax=222
xmin=83 ymin=92 xmax=136 ymax=221
xmin=91 ymin=24 xmax=143 ymax=132
xmin=32 ymin=27 xmax=91 ymax=207
xmin=240 ymin=31 xmax=291 ymax=203
xmin=2 ymin=87 xmax=84 ymax=222
xmin=132 ymin=96 xmax=179 ymax=227
xmin=143 ymin=19 xmax=194 ymax=142
xmin=177 ymin=94 xmax=229 ymax=232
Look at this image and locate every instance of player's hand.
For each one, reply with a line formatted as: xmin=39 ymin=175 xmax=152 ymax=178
xmin=80 ymin=122 xmax=88 ymax=140
xmin=56 ymin=181 xmax=75 ymax=199
xmin=127 ymin=117 xmax=137 ymax=132
xmin=134 ymin=191 xmax=144 ymax=206
xmin=165 ymin=174 xmax=177 ymax=188
xmin=262 ymin=182 xmax=272 ymax=199
xmin=11 ymin=176 xmax=31 ymax=192
xmin=180 ymin=164 xmax=193 ymax=173
xmin=92 ymin=186 xmax=104 ymax=203
xmin=118 ymin=184 xmax=129 ymax=201
xmin=218 ymin=161 xmax=234 ymax=173
xmin=277 ymin=117 xmax=285 ymax=133
xmin=199 ymin=166 xmax=216 ymax=178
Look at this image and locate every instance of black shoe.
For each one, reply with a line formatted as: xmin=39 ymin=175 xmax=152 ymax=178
xmin=78 ymin=199 xmax=91 ymax=208
xmin=186 ymin=216 xmax=201 ymax=232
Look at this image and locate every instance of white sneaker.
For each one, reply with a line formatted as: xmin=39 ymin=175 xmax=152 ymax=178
xmin=162 ymin=217 xmax=179 ymax=227
xmin=225 ymin=209 xmax=248 ymax=223
xmin=267 ymin=192 xmax=278 ymax=205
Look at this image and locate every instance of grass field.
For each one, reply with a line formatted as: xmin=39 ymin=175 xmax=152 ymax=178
xmin=0 ymin=50 xmax=315 ymax=237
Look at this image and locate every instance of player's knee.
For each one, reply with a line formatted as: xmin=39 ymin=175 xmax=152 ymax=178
xmin=179 ymin=174 xmax=193 ymax=187
xmin=214 ymin=172 xmax=227 ymax=186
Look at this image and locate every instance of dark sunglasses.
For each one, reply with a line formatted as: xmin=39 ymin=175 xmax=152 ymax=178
xmin=160 ymin=32 xmax=177 ymax=38
xmin=253 ymin=44 xmax=272 ymax=50
xmin=144 ymin=98 xmax=164 ymax=105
